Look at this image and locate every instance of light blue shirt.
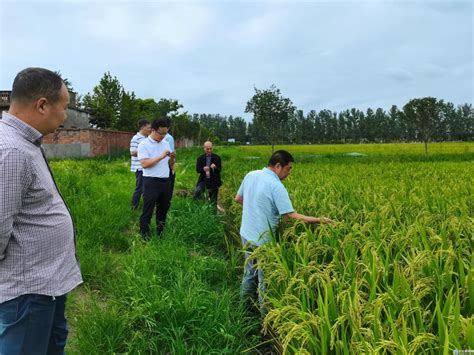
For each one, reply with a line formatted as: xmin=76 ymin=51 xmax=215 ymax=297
xmin=137 ymin=137 xmax=171 ymax=178
xmin=237 ymin=168 xmax=294 ymax=246
xmin=164 ymin=133 xmax=175 ymax=152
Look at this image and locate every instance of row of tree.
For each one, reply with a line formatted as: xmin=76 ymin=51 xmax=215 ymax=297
xmin=76 ymin=72 xmax=213 ymax=142
xmin=244 ymin=86 xmax=473 ymax=153
xmin=72 ymin=73 xmax=473 ymax=151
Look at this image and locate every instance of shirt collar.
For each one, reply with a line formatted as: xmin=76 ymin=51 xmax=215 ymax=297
xmin=1 ymin=112 xmax=43 ymax=146
xmin=147 ymin=136 xmax=164 ymax=144
xmin=263 ymin=167 xmax=280 ymax=181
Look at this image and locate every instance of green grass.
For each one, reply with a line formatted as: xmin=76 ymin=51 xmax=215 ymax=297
xmin=51 ymin=158 xmax=262 ymax=354
xmin=51 ymin=141 xmax=473 ymax=354
xmin=219 ymin=142 xmax=473 ymax=354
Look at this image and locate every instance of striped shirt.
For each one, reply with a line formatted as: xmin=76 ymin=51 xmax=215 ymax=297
xmin=130 ymin=132 xmax=147 ymax=172
xmin=0 ymin=112 xmax=83 ymax=303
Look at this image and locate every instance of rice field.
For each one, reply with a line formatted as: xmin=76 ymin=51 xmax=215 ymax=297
xmin=53 ymin=142 xmax=473 ymax=354
xmin=220 ymin=142 xmax=474 ymax=354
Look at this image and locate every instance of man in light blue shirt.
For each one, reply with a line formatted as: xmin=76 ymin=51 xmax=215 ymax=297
xmin=137 ymin=118 xmax=175 ymax=239
xmin=235 ymin=150 xmax=333 ymax=312
xmin=163 ymin=118 xmax=176 ymax=199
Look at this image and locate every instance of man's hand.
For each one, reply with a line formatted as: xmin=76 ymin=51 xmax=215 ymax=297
xmin=210 ymin=163 xmax=217 ymax=170
xmin=285 ymin=212 xmax=335 ymax=225
xmin=318 ymin=217 xmax=334 ymax=225
xmin=235 ymin=194 xmax=243 ymax=205
xmin=160 ymin=150 xmax=170 ymax=160
xmin=203 ymin=166 xmax=210 ymax=172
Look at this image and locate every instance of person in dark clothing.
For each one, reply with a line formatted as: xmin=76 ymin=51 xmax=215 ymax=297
xmin=193 ymin=141 xmax=222 ymax=205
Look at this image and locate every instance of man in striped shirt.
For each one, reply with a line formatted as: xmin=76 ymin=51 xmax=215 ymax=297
xmin=130 ymin=119 xmax=151 ymax=209
xmin=0 ymin=68 xmax=83 ymax=354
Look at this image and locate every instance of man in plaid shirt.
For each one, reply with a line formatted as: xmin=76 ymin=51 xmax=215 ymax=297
xmin=0 ymin=68 xmax=82 ymax=354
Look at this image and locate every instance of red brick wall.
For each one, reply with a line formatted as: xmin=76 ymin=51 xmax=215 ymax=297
xmin=43 ymin=128 xmax=133 ymax=157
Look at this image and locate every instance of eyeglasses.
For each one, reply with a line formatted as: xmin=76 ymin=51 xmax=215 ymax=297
xmin=155 ymin=130 xmax=167 ymax=137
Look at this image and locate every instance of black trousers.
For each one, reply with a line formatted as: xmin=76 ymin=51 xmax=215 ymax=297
xmin=193 ymin=181 xmax=218 ymax=205
xmin=140 ymin=177 xmax=171 ymax=239
xmin=169 ymin=171 xmax=176 ymax=200
xmin=131 ymin=170 xmax=144 ymax=209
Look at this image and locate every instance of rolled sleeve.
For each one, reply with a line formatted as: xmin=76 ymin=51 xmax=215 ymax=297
xmin=0 ymin=149 xmax=29 ymax=260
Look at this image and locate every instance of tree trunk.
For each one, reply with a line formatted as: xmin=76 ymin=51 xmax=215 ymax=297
xmin=424 ymin=140 xmax=428 ymax=156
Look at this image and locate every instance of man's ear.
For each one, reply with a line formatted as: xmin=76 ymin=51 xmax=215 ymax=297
xmin=35 ymin=97 xmax=48 ymax=114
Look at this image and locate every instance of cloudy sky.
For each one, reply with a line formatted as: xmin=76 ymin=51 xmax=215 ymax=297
xmin=0 ymin=0 xmax=472 ymax=119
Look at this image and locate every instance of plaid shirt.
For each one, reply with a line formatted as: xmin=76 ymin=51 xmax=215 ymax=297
xmin=0 ymin=112 xmax=82 ymax=303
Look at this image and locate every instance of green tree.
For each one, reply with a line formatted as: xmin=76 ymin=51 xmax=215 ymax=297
xmin=83 ymin=72 xmax=123 ymax=129
xmin=403 ymin=97 xmax=440 ymax=155
xmin=156 ymin=98 xmax=183 ymax=117
xmin=456 ymin=103 xmax=474 ymax=141
xmin=228 ymin=116 xmax=247 ymax=143
xmin=245 ymin=85 xmax=295 ymax=152
xmin=374 ymin=108 xmax=387 ymax=142
xmin=307 ymin=110 xmax=322 ymax=143
xmin=54 ymin=71 xmax=73 ymax=91
xmin=388 ymin=105 xmax=402 ymax=141
xmin=117 ymin=90 xmax=139 ymax=132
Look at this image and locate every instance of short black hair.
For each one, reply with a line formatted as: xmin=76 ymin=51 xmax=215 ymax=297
xmin=164 ymin=117 xmax=171 ymax=128
xmin=11 ymin=67 xmax=64 ymax=104
xmin=268 ymin=150 xmax=294 ymax=167
xmin=151 ymin=117 xmax=168 ymax=131
xmin=137 ymin=119 xmax=150 ymax=130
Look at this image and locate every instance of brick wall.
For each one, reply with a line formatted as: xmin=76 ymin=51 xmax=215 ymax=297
xmin=42 ymin=128 xmax=195 ymax=159
xmin=43 ymin=128 xmax=133 ymax=158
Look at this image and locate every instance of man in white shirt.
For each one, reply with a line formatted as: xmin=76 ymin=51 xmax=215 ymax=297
xmin=130 ymin=119 xmax=151 ymax=209
xmin=137 ymin=118 xmax=176 ymax=239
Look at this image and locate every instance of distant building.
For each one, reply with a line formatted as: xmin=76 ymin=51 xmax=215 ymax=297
xmin=1 ymin=90 xmax=131 ymax=158
xmin=227 ymin=138 xmax=236 ymax=143
xmin=1 ymin=90 xmax=193 ymax=158
xmin=0 ymin=90 xmax=90 ymax=128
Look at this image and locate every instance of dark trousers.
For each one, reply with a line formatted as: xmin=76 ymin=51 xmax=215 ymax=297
xmin=140 ymin=177 xmax=171 ymax=239
xmin=193 ymin=181 xmax=219 ymax=205
xmin=131 ymin=170 xmax=144 ymax=209
xmin=169 ymin=171 xmax=176 ymax=200
xmin=0 ymin=294 xmax=68 ymax=355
